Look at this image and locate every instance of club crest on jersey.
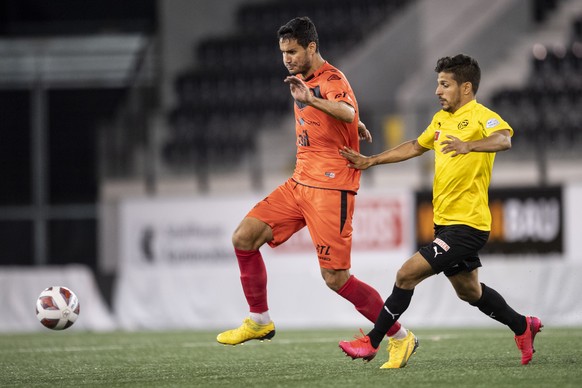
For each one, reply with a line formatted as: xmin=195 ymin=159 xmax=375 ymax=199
xmin=458 ymin=119 xmax=469 ymax=130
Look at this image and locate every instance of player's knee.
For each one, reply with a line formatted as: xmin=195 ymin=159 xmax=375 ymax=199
xmin=455 ymin=287 xmax=480 ymax=303
xmin=321 ymin=269 xmax=349 ymax=292
xmin=232 ymin=220 xmax=271 ymax=250
xmin=395 ymin=267 xmax=417 ymax=289
xmin=232 ymin=227 xmax=255 ymax=250
xmin=324 ymin=277 xmax=340 ymax=291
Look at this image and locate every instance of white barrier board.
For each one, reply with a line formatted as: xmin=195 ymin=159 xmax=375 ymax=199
xmin=0 ymin=265 xmax=116 ymax=332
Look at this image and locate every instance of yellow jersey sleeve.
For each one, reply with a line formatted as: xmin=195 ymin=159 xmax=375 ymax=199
xmin=480 ymin=109 xmax=513 ymax=138
xmin=417 ymin=114 xmax=440 ymax=150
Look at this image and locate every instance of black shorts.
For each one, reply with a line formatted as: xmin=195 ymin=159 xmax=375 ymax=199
xmin=419 ymin=224 xmax=490 ymax=277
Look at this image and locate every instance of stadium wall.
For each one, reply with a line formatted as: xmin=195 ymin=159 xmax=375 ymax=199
xmin=108 ymin=183 xmax=582 ymax=331
xmin=0 ymin=265 xmax=116 ymax=332
xmin=2 ymin=183 xmax=581 ymax=332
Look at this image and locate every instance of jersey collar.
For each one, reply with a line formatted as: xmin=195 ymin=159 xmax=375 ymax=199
xmin=304 ymin=61 xmax=330 ymax=82
xmin=449 ymin=99 xmax=477 ymax=117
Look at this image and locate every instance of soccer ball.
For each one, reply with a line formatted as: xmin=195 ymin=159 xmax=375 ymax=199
xmin=36 ymin=286 xmax=80 ymax=330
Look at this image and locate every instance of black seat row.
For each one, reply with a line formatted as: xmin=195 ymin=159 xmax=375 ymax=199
xmin=490 ymin=15 xmax=582 ymax=155
xmin=164 ymin=0 xmax=414 ymax=171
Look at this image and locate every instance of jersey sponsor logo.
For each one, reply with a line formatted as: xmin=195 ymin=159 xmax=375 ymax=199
xmin=316 ymin=244 xmax=331 ymax=255
xmin=297 ymin=117 xmax=321 ymax=126
xmin=334 ymin=91 xmax=347 ymax=99
xmin=434 ymin=237 xmax=450 ymax=251
xmin=458 ymin=119 xmax=469 ymax=130
xmin=486 ymin=118 xmax=500 ymax=128
xmin=317 ymin=244 xmax=331 ymax=261
xmin=325 ymin=172 xmax=335 ymax=178
xmin=297 ymin=130 xmax=310 ymax=146
xmin=327 ymin=74 xmax=342 ymax=81
xmin=434 ymin=130 xmax=441 ymax=141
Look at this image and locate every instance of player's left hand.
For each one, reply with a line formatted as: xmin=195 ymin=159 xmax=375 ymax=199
xmin=441 ymin=135 xmax=470 ymax=157
xmin=358 ymin=120 xmax=373 ymax=143
xmin=284 ymin=75 xmax=313 ymax=105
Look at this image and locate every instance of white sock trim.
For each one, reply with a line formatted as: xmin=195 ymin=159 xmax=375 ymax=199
xmin=391 ymin=327 xmax=408 ymax=340
xmin=249 ymin=311 xmax=271 ymax=325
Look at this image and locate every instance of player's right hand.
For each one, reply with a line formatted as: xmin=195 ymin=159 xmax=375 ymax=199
xmin=358 ymin=120 xmax=373 ymax=143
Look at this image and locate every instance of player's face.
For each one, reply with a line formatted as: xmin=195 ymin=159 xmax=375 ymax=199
xmin=435 ymin=72 xmax=463 ymax=113
xmin=279 ymin=38 xmax=313 ymax=76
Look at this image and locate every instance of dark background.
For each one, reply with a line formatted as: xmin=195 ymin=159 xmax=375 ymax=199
xmin=0 ymin=0 xmax=156 ymax=268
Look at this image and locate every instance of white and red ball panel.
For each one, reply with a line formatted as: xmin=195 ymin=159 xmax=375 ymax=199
xmin=36 ymin=286 xmax=80 ymax=330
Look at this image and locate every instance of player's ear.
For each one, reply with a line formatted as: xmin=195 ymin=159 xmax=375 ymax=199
xmin=308 ymin=41 xmax=317 ymax=54
xmin=463 ymin=81 xmax=473 ymax=95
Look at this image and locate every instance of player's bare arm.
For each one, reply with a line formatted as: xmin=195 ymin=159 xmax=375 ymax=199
xmin=284 ymin=75 xmax=355 ymax=123
xmin=358 ymin=120 xmax=373 ymax=143
xmin=441 ymin=129 xmax=512 ymax=157
xmin=340 ymin=139 xmax=427 ymax=170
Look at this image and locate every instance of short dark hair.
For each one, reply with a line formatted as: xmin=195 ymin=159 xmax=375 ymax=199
xmin=435 ymin=54 xmax=481 ymax=94
xmin=277 ymin=16 xmax=319 ymax=52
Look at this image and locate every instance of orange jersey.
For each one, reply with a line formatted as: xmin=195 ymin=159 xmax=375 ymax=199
xmin=292 ymin=62 xmax=361 ymax=192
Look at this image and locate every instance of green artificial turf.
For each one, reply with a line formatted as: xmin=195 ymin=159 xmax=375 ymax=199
xmin=0 ymin=327 xmax=580 ymax=387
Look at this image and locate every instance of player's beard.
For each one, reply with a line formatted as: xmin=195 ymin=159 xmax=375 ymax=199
xmin=440 ymin=94 xmax=460 ymax=113
xmin=440 ymin=99 xmax=452 ymax=112
xmin=291 ymin=58 xmax=311 ymax=77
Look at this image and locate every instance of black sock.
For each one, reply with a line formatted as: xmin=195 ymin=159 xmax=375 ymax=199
xmin=368 ymin=284 xmax=414 ymax=348
xmin=470 ymin=283 xmax=526 ymax=335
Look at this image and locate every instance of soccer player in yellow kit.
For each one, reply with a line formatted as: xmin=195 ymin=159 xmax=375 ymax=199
xmin=339 ymin=54 xmax=542 ymax=367
xmin=217 ymin=16 xmax=412 ymax=367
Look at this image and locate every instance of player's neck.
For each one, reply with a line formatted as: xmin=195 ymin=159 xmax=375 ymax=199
xmin=303 ymin=54 xmax=326 ymax=80
xmin=449 ymin=96 xmax=476 ymax=114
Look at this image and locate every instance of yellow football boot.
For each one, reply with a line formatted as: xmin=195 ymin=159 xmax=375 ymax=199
xmin=217 ymin=318 xmax=276 ymax=345
xmin=380 ymin=330 xmax=419 ymax=369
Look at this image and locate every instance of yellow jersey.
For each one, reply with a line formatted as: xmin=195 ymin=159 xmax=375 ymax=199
xmin=417 ymin=100 xmax=513 ymax=231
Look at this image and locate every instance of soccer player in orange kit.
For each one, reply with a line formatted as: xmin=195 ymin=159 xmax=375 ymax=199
xmin=217 ymin=16 xmax=413 ymax=368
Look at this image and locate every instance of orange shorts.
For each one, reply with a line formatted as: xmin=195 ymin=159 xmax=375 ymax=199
xmin=247 ymin=178 xmax=355 ymax=270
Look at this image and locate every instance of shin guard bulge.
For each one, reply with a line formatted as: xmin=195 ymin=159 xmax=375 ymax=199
xmin=235 ymin=248 xmax=269 ymax=313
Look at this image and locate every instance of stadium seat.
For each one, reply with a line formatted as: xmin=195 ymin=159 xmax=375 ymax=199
xmin=490 ymin=12 xmax=582 ymax=156
xmin=164 ymin=0 xmax=415 ymax=170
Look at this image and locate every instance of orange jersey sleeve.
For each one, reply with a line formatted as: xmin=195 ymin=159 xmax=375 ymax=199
xmin=292 ymin=62 xmax=361 ymax=192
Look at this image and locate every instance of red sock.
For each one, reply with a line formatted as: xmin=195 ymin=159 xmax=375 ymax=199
xmin=338 ymin=275 xmax=401 ymax=336
xmin=235 ymin=248 xmax=268 ymax=313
